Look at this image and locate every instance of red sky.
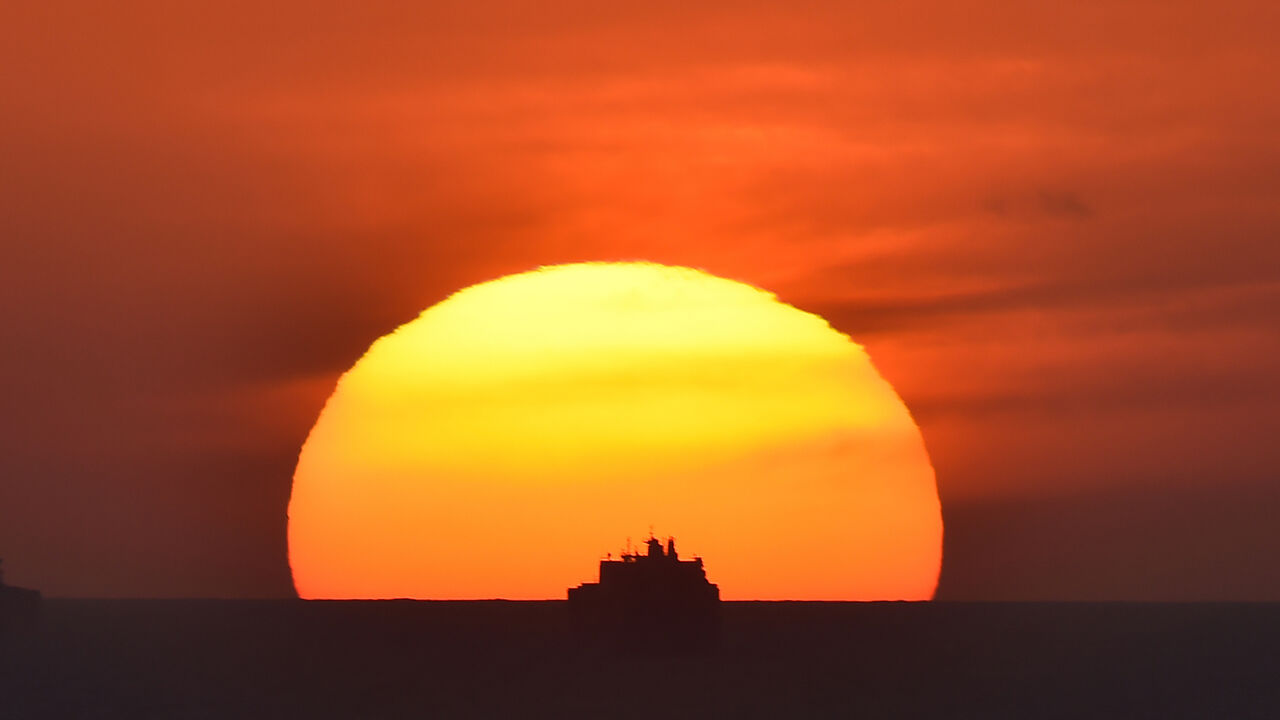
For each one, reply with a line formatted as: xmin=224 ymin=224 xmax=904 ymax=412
xmin=2 ymin=0 xmax=1278 ymax=598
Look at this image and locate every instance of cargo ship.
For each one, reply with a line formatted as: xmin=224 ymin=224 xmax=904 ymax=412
xmin=568 ymin=534 xmax=720 ymax=651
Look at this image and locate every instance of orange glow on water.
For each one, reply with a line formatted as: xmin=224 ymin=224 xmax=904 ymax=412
xmin=288 ymin=262 xmax=941 ymax=599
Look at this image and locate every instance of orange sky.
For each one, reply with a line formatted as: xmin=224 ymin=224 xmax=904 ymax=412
xmin=1 ymin=1 xmax=1278 ymax=599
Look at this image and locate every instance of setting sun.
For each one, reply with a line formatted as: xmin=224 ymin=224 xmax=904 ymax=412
xmin=288 ymin=262 xmax=941 ymax=600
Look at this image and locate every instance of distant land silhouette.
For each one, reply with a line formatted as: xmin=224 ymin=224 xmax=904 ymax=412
xmin=4 ymin=600 xmax=1280 ymax=718
xmin=0 ymin=559 xmax=40 ymax=632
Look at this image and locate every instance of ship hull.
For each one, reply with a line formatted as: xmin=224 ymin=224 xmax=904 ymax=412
xmin=568 ymin=583 xmax=721 ymax=652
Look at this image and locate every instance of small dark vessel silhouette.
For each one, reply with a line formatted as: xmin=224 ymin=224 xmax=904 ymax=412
xmin=567 ymin=534 xmax=720 ymax=652
xmin=0 ymin=559 xmax=41 ymax=631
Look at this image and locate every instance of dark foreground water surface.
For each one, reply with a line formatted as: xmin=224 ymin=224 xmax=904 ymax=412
xmin=3 ymin=600 xmax=1279 ymax=718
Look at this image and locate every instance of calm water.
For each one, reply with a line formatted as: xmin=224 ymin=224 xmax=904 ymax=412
xmin=3 ymin=600 xmax=1279 ymax=718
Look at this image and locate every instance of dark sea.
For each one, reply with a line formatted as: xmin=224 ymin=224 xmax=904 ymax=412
xmin=3 ymin=600 xmax=1278 ymax=719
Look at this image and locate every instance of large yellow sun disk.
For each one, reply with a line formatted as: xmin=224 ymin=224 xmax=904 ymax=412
xmin=288 ymin=262 xmax=942 ymax=600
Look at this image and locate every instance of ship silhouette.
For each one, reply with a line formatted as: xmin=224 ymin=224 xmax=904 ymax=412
xmin=0 ymin=559 xmax=41 ymax=631
xmin=567 ymin=533 xmax=720 ymax=652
